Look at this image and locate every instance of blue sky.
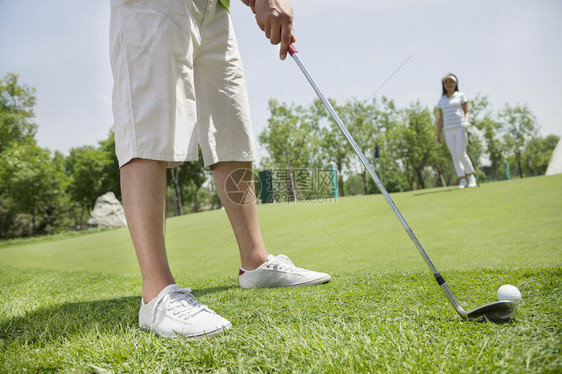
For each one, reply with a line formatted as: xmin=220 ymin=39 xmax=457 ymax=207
xmin=1 ymin=0 xmax=560 ymax=161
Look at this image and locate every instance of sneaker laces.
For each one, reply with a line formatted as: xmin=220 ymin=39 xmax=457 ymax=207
xmin=152 ymin=288 xmax=210 ymax=324
xmin=266 ymin=255 xmax=301 ymax=273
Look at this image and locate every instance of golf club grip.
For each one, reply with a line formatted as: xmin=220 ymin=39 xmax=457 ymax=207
xmin=289 ymin=46 xmax=439 ymax=276
xmin=288 ymin=44 xmax=297 ymax=56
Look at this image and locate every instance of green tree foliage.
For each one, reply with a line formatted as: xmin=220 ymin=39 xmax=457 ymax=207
xmin=501 ymin=104 xmax=540 ymax=178
xmin=98 ymin=128 xmax=121 ymax=200
xmin=259 ymin=100 xmax=320 ymax=170
xmin=478 ymin=116 xmax=505 ymax=180
xmin=318 ymin=97 xmax=410 ymax=195
xmin=372 ymin=98 xmax=408 ymax=192
xmin=65 ymin=145 xmax=112 ymax=227
xmin=340 ymin=99 xmax=377 ymax=194
xmin=167 ymin=147 xmax=208 ymax=216
xmin=0 ymin=74 xmax=67 ymax=238
xmin=343 ymin=174 xmax=364 ymax=196
xmin=259 ymin=100 xmax=321 ymax=201
xmin=464 ymin=95 xmax=486 ymax=176
xmin=0 ymin=76 xmax=122 ymax=237
xmin=465 ymin=95 xmax=506 ymax=181
xmin=521 ymin=134 xmax=560 ymax=177
xmin=395 ymin=101 xmax=436 ymax=189
xmin=0 ymin=144 xmax=67 ymax=236
xmin=182 ymin=156 xmax=207 ymax=213
xmin=259 ymin=97 xmax=556 ymax=194
xmin=0 ymin=73 xmax=38 ymax=153
xmin=316 ymin=99 xmax=351 ymax=196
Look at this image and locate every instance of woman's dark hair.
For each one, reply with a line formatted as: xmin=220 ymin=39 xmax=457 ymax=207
xmin=441 ymin=73 xmax=459 ymax=96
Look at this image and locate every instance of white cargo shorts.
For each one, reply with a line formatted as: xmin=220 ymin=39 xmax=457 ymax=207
xmin=110 ymin=0 xmax=256 ymax=168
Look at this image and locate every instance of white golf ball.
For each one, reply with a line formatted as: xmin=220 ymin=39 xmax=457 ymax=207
xmin=497 ymin=285 xmax=521 ymax=304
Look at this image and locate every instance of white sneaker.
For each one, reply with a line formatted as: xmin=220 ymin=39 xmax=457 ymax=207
xmin=239 ymin=254 xmax=331 ymax=289
xmin=139 ymin=284 xmax=231 ymax=338
xmin=458 ymin=177 xmax=467 ymax=189
xmin=467 ymin=174 xmax=477 ymax=188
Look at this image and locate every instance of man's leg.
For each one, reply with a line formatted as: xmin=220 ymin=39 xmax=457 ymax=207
xmin=212 ymin=161 xmax=269 ymax=270
xmin=121 ymin=158 xmax=232 ymax=337
xmin=212 ymin=161 xmax=331 ymax=288
xmin=120 ymin=158 xmax=175 ymax=302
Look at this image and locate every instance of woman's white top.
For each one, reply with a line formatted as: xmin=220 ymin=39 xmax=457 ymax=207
xmin=438 ymin=91 xmax=468 ymax=131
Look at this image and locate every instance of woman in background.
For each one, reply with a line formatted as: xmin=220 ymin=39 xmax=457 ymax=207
xmin=437 ymin=73 xmax=477 ymax=188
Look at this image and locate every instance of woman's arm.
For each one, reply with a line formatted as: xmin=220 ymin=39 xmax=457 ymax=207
xmin=437 ymin=108 xmax=444 ymax=144
xmin=462 ymin=101 xmax=470 ymax=125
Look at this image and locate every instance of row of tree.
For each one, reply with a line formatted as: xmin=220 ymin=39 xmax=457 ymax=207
xmin=258 ymin=97 xmax=558 ymax=197
xmin=0 ymin=73 xmax=558 ymax=238
xmin=0 ymin=74 xmax=117 ymax=237
xmin=0 ymin=74 xmax=211 ymax=239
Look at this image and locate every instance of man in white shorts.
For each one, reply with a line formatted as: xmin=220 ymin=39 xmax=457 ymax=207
xmin=109 ymin=0 xmax=331 ymax=339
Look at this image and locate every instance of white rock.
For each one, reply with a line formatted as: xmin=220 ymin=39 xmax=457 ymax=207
xmin=87 ymin=192 xmax=127 ymax=229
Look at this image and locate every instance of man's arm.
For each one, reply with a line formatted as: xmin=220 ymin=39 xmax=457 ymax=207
xmin=241 ymin=0 xmax=295 ymax=60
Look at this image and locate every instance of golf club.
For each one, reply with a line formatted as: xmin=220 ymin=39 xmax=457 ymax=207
xmin=287 ymin=44 xmax=516 ymax=323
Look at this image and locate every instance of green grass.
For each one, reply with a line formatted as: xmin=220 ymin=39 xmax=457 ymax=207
xmin=1 ymin=175 xmax=561 ymax=372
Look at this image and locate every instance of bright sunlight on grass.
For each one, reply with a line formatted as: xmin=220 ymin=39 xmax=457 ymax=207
xmin=1 ymin=175 xmax=561 ymax=372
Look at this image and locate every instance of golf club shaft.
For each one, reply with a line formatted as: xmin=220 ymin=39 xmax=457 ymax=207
xmin=288 ymin=44 xmax=467 ymax=317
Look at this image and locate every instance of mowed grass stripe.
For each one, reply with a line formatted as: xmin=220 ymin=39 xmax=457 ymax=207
xmin=0 ymin=174 xmax=560 ymax=279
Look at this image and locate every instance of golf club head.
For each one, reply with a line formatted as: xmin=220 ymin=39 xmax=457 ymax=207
xmin=466 ymin=300 xmax=517 ymax=323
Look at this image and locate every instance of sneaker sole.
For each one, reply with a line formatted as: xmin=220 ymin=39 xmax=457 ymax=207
xmin=240 ymin=275 xmax=331 ymax=289
xmin=140 ymin=322 xmax=232 ymax=339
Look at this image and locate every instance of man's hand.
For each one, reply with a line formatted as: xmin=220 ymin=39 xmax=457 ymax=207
xmin=241 ymin=0 xmax=256 ymax=13
xmin=241 ymin=0 xmax=295 ymax=60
